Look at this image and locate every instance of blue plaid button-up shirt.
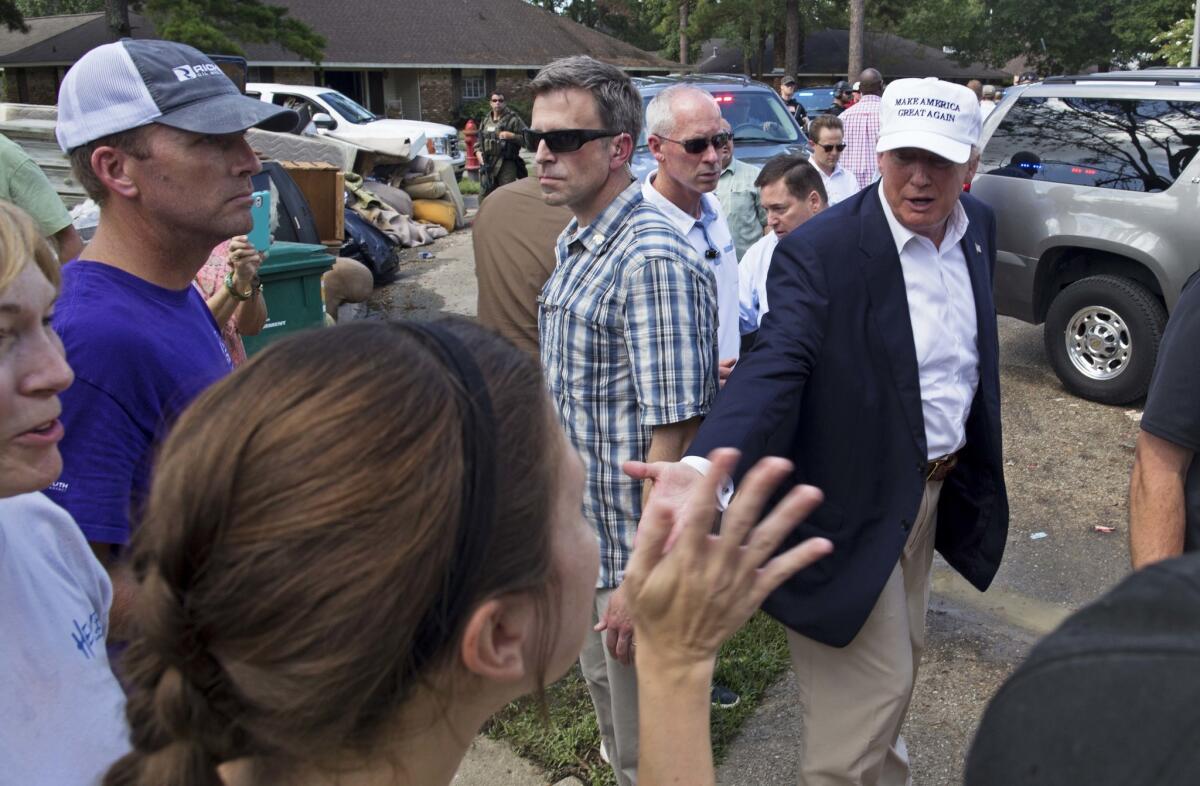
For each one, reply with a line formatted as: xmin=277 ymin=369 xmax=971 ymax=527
xmin=540 ymin=179 xmax=718 ymax=588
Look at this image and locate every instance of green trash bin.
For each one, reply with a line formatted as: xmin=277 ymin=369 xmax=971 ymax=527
xmin=241 ymin=241 xmax=335 ymax=357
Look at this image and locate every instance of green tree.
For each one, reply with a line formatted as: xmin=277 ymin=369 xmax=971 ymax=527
xmin=139 ymin=0 xmax=324 ymax=63
xmin=896 ymin=0 xmax=1200 ymax=74
xmin=14 ymin=0 xmax=102 ymax=15
xmin=1149 ymin=16 xmax=1192 ymax=66
xmin=0 ymin=3 xmax=25 ymax=31
xmin=3 ymin=0 xmax=325 ymax=63
xmin=531 ymin=0 xmax=662 ymax=51
xmin=897 ymin=0 xmax=1126 ymax=74
xmin=1111 ymin=0 xmax=1191 ymax=62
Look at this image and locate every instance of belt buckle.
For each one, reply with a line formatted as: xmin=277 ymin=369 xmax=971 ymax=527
xmin=926 ymin=456 xmax=948 ymax=482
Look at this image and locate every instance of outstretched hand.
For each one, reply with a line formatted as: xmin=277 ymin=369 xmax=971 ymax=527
xmin=623 ymin=457 xmax=706 ymax=550
xmin=623 ymin=449 xmax=831 ymax=668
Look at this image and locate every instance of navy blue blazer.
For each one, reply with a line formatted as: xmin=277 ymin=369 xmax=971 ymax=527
xmin=688 ymin=183 xmax=1008 ymax=647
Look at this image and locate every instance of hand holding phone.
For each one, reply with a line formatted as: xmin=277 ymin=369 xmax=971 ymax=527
xmin=248 ymin=190 xmax=271 ymax=252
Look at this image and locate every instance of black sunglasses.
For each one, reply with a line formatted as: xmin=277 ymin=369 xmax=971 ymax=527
xmin=523 ymin=128 xmax=617 ymax=153
xmin=816 ymin=143 xmax=847 ymax=153
xmin=659 ymin=132 xmax=731 ymax=155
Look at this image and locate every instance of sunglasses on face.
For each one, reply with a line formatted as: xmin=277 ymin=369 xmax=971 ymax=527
xmin=659 ymin=132 xmax=732 ymax=155
xmin=523 ymin=128 xmax=617 ymax=153
xmin=816 ymin=143 xmax=847 ymax=153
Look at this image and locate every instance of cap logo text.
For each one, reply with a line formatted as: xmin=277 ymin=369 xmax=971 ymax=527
xmin=173 ymin=63 xmax=223 ymax=81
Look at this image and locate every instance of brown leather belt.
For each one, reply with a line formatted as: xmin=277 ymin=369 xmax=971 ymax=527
xmin=924 ymin=452 xmax=959 ymax=482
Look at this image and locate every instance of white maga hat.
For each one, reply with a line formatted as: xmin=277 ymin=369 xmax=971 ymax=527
xmin=876 ymin=77 xmax=981 ymax=164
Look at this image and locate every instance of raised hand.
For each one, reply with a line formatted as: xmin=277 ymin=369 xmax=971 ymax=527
xmin=623 ymin=457 xmax=706 ymax=547
xmin=624 ymin=448 xmax=831 ymax=668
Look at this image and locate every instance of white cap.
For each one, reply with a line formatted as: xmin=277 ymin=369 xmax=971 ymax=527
xmin=876 ymin=77 xmax=980 ymax=164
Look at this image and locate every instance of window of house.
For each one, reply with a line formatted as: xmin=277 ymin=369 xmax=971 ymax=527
xmin=462 ymin=76 xmax=486 ymax=100
xmin=981 ymin=96 xmax=1200 ymax=192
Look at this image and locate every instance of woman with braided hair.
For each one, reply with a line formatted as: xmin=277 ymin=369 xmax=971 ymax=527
xmin=0 ymin=201 xmax=130 ymax=784
xmin=103 ymin=318 xmax=831 ymax=786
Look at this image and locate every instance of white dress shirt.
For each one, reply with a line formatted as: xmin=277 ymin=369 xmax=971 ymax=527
xmin=683 ymin=187 xmax=982 ymax=495
xmin=879 ymin=189 xmax=979 ymax=460
xmin=643 ymin=172 xmax=742 ymax=360
xmin=738 ymin=231 xmax=778 ymax=334
xmin=817 ymin=163 xmax=860 ymax=205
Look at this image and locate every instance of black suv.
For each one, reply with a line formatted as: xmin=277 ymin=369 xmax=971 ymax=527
xmin=629 ymin=74 xmax=809 ymax=180
xmin=972 ymin=69 xmax=1200 ymax=404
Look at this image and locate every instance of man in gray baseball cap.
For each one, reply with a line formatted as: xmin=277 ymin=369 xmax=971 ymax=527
xmin=46 ymin=39 xmax=297 ymax=639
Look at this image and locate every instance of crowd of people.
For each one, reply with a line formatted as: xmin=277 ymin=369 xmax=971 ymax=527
xmin=2 ymin=32 xmax=1197 ymax=786
xmin=474 ymin=58 xmax=1199 ymax=786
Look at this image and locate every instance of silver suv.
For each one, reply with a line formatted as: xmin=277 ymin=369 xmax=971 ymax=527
xmin=972 ymin=70 xmax=1200 ymax=404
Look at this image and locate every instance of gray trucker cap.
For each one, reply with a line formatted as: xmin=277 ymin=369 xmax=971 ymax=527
xmin=56 ymin=38 xmax=297 ymax=152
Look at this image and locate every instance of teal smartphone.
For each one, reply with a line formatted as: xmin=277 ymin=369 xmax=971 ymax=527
xmin=248 ymin=190 xmax=271 ymax=252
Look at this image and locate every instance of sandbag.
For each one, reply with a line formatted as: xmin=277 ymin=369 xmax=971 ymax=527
xmin=402 ymin=171 xmax=440 ymax=186
xmin=408 ymin=155 xmax=436 ymax=175
xmin=411 ymin=199 xmax=456 ymax=233
xmin=363 ymin=182 xmax=413 ymax=216
xmin=403 ymin=180 xmax=448 ymax=200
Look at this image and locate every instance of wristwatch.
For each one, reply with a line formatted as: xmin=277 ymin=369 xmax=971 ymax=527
xmin=224 ymin=270 xmax=254 ymax=301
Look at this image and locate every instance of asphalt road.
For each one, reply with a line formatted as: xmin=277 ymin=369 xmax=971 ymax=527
xmin=385 ymin=232 xmax=1144 ymax=785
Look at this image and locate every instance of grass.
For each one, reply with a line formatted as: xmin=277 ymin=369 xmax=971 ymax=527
xmin=458 ymin=177 xmax=482 ymax=195
xmin=487 ymin=612 xmax=791 ymax=786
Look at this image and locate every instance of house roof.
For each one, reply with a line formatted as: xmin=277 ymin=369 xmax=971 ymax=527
xmin=0 ymin=12 xmax=154 ymax=64
xmin=0 ymin=1 xmax=678 ymax=71
xmin=698 ymin=30 xmax=1010 ymax=82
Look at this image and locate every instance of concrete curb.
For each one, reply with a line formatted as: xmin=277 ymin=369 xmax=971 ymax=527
xmin=453 ymin=737 xmax=548 ymax=786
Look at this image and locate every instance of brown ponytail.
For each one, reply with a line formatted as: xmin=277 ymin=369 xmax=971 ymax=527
xmin=105 ymin=319 xmax=561 ymax=785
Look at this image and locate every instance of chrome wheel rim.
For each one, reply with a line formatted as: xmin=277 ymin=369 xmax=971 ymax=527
xmin=1064 ymin=306 xmax=1130 ymax=381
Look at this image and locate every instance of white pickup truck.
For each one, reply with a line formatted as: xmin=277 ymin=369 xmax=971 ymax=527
xmin=246 ymin=82 xmax=464 ymax=174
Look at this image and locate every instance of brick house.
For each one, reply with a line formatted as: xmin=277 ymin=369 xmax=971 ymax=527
xmin=0 ymin=0 xmax=678 ymax=123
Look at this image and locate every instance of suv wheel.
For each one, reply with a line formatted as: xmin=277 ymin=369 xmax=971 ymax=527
xmin=1043 ymin=275 xmax=1167 ymax=405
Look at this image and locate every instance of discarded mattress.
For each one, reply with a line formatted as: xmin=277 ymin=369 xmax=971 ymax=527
xmin=326 ymin=129 xmax=422 ymax=161
xmin=247 ymin=128 xmax=357 ymax=172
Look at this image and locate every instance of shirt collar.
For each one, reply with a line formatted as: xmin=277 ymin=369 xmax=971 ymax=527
xmin=821 ymin=162 xmax=849 ymax=179
xmin=563 ymin=178 xmax=640 ymax=255
xmin=642 ymin=170 xmax=719 ymax=232
xmin=876 ymin=183 xmax=970 ymax=257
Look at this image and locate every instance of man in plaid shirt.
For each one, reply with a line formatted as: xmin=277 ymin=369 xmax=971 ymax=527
xmin=532 ymin=56 xmax=718 ymax=786
xmin=841 ymin=68 xmax=885 ymax=189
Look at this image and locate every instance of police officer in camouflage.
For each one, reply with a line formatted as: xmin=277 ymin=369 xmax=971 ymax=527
xmin=478 ymin=91 xmax=528 ymax=197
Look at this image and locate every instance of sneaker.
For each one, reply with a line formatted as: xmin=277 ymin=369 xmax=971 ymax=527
xmin=711 ymin=684 xmax=740 ymax=709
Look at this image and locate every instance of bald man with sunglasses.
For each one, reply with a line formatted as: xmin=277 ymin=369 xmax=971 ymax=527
xmin=642 ymin=85 xmax=743 ymax=379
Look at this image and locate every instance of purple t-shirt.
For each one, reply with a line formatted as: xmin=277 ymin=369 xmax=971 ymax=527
xmin=46 ymin=260 xmax=233 ymax=545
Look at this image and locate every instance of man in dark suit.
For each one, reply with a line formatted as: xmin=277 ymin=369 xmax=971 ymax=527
xmin=627 ymin=77 xmax=1008 ymax=785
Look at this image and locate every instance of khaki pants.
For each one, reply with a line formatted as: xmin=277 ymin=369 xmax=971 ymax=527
xmin=787 ymin=480 xmax=943 ymax=786
xmin=579 ymin=587 xmax=639 ymax=786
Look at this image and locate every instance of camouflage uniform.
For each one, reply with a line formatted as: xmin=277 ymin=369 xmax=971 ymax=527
xmin=479 ymin=106 xmax=528 ymax=198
